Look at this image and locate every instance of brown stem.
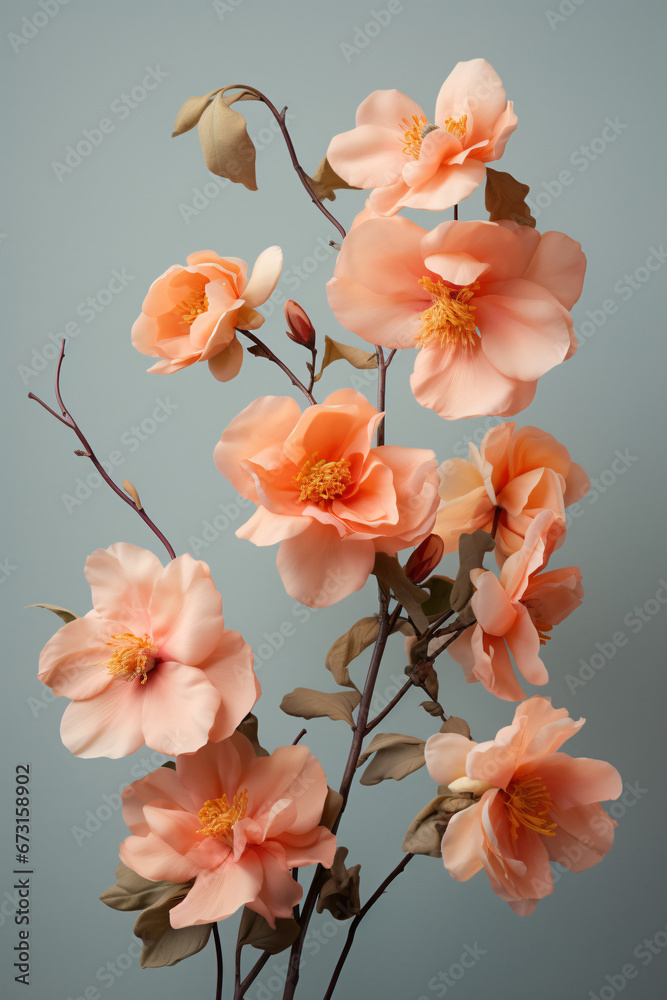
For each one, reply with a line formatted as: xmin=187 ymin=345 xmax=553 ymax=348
xmin=212 ymin=923 xmax=223 ymax=1000
xmin=235 ymin=952 xmax=270 ymax=999
xmin=28 ymin=340 xmax=176 ymax=561
xmin=225 ymin=85 xmax=347 ymax=241
xmin=238 ymin=330 xmax=316 ymax=404
xmin=364 ymin=679 xmax=412 ymax=734
xmin=322 ymin=854 xmax=414 ymax=1000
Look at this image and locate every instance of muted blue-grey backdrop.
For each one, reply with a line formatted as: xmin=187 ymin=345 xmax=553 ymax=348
xmin=2 ymin=0 xmax=666 ymax=998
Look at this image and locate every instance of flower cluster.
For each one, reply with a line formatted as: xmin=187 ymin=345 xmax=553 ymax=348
xmin=30 ymin=55 xmax=622 ymax=988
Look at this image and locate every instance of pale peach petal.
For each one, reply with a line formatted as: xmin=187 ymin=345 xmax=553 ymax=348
xmin=425 ymin=732 xmax=474 ymax=788
xmin=214 ymin=396 xmax=302 ymax=503
xmin=176 ymin=732 xmax=257 ymax=808
xmin=327 ymin=124 xmax=405 ymax=189
xmin=471 ymin=571 xmax=517 ymax=635
xmin=140 ymin=661 xmax=220 ymax=755
xmin=356 ymin=88 xmax=426 ymax=128
xmin=247 ymin=847 xmax=302 ymax=927
xmin=399 ymin=159 xmax=486 ymax=211
xmin=402 ymin=128 xmax=461 ymax=187
xmin=411 ymin=342 xmax=536 ymax=420
xmin=242 ymin=246 xmax=283 ymax=308
xmin=367 ymin=176 xmax=411 ymax=216
xmin=475 ymin=280 xmax=572 ymax=381
xmin=170 ymin=855 xmax=264 ymax=927
xmin=538 ymin=755 xmax=622 ymax=808
xmin=122 ymin=767 xmax=198 ymax=835
xmin=547 ymin=804 xmax=617 ymax=872
xmin=435 ymin=59 xmax=509 ymax=140
xmin=467 ymin=717 xmax=525 ymax=787
xmin=421 ymin=220 xmax=530 ymax=285
xmin=120 ymin=831 xmax=202 ymax=885
xmin=149 ymin=554 xmax=224 ymax=664
xmin=515 ymin=697 xmax=584 ymax=765
xmin=276 ymin=523 xmax=375 ymax=608
xmin=504 ymin=605 xmax=547 ymax=687
xmin=37 ymin=615 xmax=120 ymax=700
xmin=522 ymin=231 xmax=586 ymax=310
xmin=59 ymin=681 xmax=145 ymax=759
xmin=326 ymin=275 xmax=423 ymax=349
xmin=441 ymin=800 xmax=485 ymax=880
xmin=84 ymin=543 xmax=163 ymax=630
xmin=207 ymin=337 xmax=244 ymax=382
xmin=236 ymin=508 xmax=310 ymax=546
xmin=200 ymin=630 xmax=259 ymax=743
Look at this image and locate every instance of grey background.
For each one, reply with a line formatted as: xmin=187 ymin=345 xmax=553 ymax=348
xmin=2 ymin=0 xmax=666 ymax=998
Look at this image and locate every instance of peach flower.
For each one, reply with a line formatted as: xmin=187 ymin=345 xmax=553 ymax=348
xmin=435 ymin=422 xmax=589 ymax=562
xmin=327 ymin=217 xmax=586 ymax=420
xmin=425 ymin=696 xmax=622 ymax=914
xmin=214 ymin=390 xmax=439 ymax=607
xmin=38 ymin=544 xmax=259 ymax=758
xmin=132 ymin=247 xmax=282 ymax=381
xmin=120 ymin=733 xmax=337 ymax=928
xmin=446 ymin=510 xmax=583 ymax=700
xmin=327 ymin=59 xmax=517 ymax=216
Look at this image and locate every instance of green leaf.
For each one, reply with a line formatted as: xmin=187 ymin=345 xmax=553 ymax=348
xmin=27 ymin=603 xmax=79 ymax=624
xmin=313 ymin=336 xmax=377 ymax=383
xmin=280 ymin=688 xmax=361 ymax=727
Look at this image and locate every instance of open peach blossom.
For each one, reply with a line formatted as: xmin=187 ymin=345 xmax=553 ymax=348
xmin=425 ymin=696 xmax=622 ymax=914
xmin=327 ymin=217 xmax=586 ymax=420
xmin=132 ymin=247 xmax=282 ymax=381
xmin=327 ymin=59 xmax=516 ymax=215
xmin=446 ymin=510 xmax=583 ymax=700
xmin=214 ymin=390 xmax=439 ymax=607
xmin=435 ymin=422 xmax=589 ymax=562
xmin=38 ymin=543 xmax=259 ymax=758
xmin=119 ymin=733 xmax=336 ymax=928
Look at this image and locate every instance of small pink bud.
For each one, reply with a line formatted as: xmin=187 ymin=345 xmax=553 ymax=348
xmin=405 ymin=534 xmax=444 ymax=584
xmin=284 ymin=299 xmax=316 ymax=348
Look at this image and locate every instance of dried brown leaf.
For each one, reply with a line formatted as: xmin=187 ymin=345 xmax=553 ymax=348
xmin=450 ymin=530 xmax=495 ymax=612
xmin=134 ymin=894 xmax=210 ymax=968
xmin=237 ymin=908 xmax=301 ymax=955
xmin=172 ymin=89 xmax=222 ymax=137
xmin=306 ymin=157 xmax=358 ymax=202
xmin=26 ymin=603 xmax=79 ymax=624
xmin=485 ymin=168 xmax=536 ymax=228
xmin=313 ymin=336 xmax=378 ymax=383
xmin=373 ymin=553 xmax=429 ymax=633
xmin=357 ymin=732 xmax=425 ymax=785
xmin=316 ymin=847 xmax=361 ymax=920
xmin=198 ymin=92 xmax=258 ymax=190
xmin=237 ymin=713 xmax=269 ymax=757
xmin=325 ymin=617 xmax=379 ymax=689
xmin=280 ymin=688 xmax=361 ymax=727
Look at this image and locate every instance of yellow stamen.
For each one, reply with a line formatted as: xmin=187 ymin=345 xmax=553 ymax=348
xmin=106 ymin=632 xmax=158 ymax=684
xmin=180 ymin=290 xmax=209 ymax=325
xmin=443 ymin=114 xmax=468 ymax=142
xmin=293 ymin=454 xmax=352 ymax=506
xmin=415 ymin=276 xmax=479 ymax=350
xmin=198 ymin=790 xmax=249 ymax=844
xmin=400 ymin=114 xmax=429 ymax=159
xmin=503 ymin=776 xmax=557 ymax=840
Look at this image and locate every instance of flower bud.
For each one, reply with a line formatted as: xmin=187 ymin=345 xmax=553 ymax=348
xmin=284 ymin=300 xmax=316 ymax=349
xmin=405 ymin=534 xmax=444 ymax=584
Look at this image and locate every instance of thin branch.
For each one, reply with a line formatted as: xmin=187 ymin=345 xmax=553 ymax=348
xmin=235 ymin=952 xmax=270 ymax=999
xmin=28 ymin=340 xmax=176 ymax=561
xmin=212 ymin=924 xmax=223 ymax=1000
xmin=322 ymin=854 xmax=414 ymax=1000
xmin=224 ymin=85 xmax=347 ymax=241
xmin=239 ymin=330 xmax=316 ymax=404
xmin=364 ymin=679 xmax=412 ymax=734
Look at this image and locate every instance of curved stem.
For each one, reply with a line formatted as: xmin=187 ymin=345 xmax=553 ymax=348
xmin=322 ymin=854 xmax=414 ymax=1000
xmin=238 ymin=330 xmax=316 ymax=404
xmin=364 ymin=679 xmax=412 ymax=734
xmin=28 ymin=340 xmax=176 ymax=561
xmin=225 ymin=85 xmax=347 ymax=241
xmin=212 ymin=923 xmax=223 ymax=1000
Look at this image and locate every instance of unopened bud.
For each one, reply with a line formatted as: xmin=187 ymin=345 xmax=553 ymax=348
xmin=284 ymin=299 xmax=316 ymax=348
xmin=123 ymin=479 xmax=143 ymax=511
xmin=405 ymin=534 xmax=444 ymax=584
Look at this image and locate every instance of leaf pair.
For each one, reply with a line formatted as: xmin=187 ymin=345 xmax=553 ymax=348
xmin=173 ymin=86 xmax=260 ymax=191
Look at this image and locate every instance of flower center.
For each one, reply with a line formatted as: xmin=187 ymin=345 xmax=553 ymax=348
xmin=443 ymin=114 xmax=468 ymax=142
xmin=415 ymin=276 xmax=479 ymax=350
xmin=400 ymin=114 xmax=429 ymax=158
xmin=293 ymin=454 xmax=352 ymax=506
xmin=502 ymin=776 xmax=557 ymax=840
xmin=106 ymin=631 xmax=158 ymax=684
xmin=180 ymin=290 xmax=209 ymax=325
xmin=198 ymin=790 xmax=249 ymax=844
